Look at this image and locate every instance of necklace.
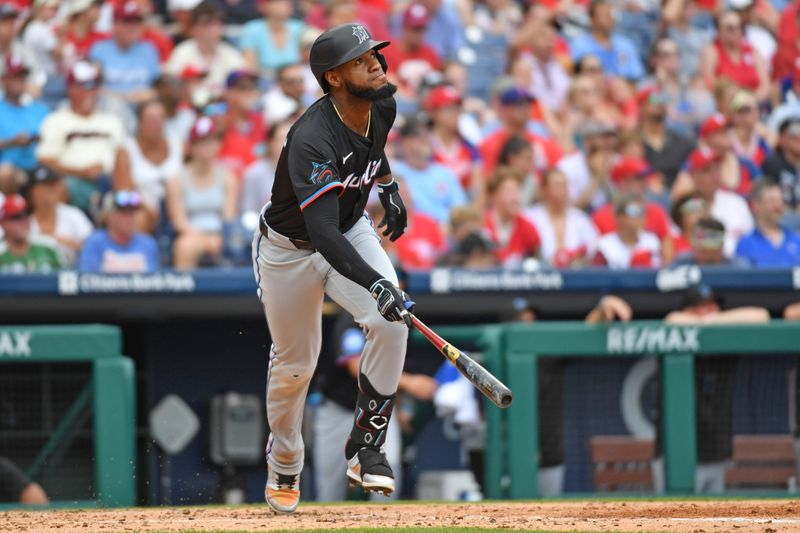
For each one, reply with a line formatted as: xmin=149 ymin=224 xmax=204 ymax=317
xmin=331 ymin=99 xmax=371 ymax=137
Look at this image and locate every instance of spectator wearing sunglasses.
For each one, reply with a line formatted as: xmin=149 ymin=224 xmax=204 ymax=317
xmin=0 ymin=194 xmax=61 ymax=273
xmin=727 ymin=90 xmax=771 ymax=173
xmin=78 ymin=190 xmax=159 ymax=273
xmin=36 ymin=61 xmax=128 ymax=214
xmin=593 ymin=194 xmax=661 ymax=268
xmin=672 ymin=216 xmax=747 ymax=267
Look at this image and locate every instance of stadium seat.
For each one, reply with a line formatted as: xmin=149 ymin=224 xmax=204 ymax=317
xmin=589 ymin=436 xmax=655 ymax=492
xmin=725 ymin=435 xmax=797 ymax=491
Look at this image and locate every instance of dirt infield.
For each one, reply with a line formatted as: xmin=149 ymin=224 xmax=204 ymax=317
xmin=2 ymin=500 xmax=799 ymax=533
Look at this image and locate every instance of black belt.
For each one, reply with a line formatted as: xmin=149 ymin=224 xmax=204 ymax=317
xmin=259 ymin=215 xmax=316 ymax=251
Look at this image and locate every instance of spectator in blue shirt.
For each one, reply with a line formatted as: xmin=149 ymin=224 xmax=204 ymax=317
xmin=239 ymin=0 xmax=305 ymax=74
xmin=736 ymin=181 xmax=800 ymax=266
xmin=570 ymin=0 xmax=645 ymax=82
xmin=89 ymin=2 xmax=160 ymax=104
xmin=0 ymin=55 xmax=49 ymax=173
xmin=78 ymin=190 xmax=160 ymax=273
xmin=391 ymin=119 xmax=468 ymax=225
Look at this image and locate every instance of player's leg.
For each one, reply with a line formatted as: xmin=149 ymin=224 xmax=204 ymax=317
xmin=312 ymin=399 xmax=353 ymax=501
xmin=253 ymin=229 xmax=325 ymax=511
xmin=323 ymin=215 xmax=408 ymax=495
xmin=368 ymin=413 xmax=402 ymax=501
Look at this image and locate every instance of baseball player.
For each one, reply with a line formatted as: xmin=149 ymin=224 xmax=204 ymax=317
xmin=252 ymin=23 xmax=413 ymax=514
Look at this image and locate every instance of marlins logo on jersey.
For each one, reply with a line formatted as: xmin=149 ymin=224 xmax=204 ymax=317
xmin=309 ymin=160 xmax=335 ymax=185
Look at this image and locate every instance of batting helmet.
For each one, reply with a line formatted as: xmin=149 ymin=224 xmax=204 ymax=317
xmin=310 ymin=23 xmax=389 ymax=93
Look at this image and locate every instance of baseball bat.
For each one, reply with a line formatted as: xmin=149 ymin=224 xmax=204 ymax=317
xmin=409 ymin=314 xmax=513 ymax=408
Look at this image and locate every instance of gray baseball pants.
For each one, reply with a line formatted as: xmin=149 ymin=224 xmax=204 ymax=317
xmin=252 ymin=214 xmax=408 ymax=476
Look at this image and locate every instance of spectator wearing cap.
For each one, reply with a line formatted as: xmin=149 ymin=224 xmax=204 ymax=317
xmin=78 ymin=190 xmax=159 ymax=272
xmin=569 ymin=0 xmax=645 ymax=82
xmin=762 ymin=116 xmax=800 ymax=222
xmin=479 ymin=83 xmax=563 ymax=180
xmin=0 ymin=56 xmax=49 ymax=174
xmin=239 ymin=119 xmax=291 ymax=216
xmin=124 ymin=100 xmax=184 ymax=232
xmin=0 ymin=194 xmax=61 ymax=273
xmin=482 ymin=168 xmax=541 ymax=269
xmin=27 ymin=166 xmax=93 ymax=267
xmin=240 ymin=0 xmax=305 ymax=75
xmin=670 ymin=194 xmax=708 ymax=256
xmin=681 ymin=148 xmax=754 ymax=256
xmin=382 ymin=3 xmax=441 ymax=96
xmin=437 ymin=230 xmax=499 ymax=269
xmin=426 ymin=85 xmax=482 ymax=204
xmin=166 ymin=116 xmax=237 ymax=269
xmin=89 ymin=1 xmax=161 ymax=104
xmin=736 ymin=181 xmax=800 ymax=266
xmin=727 ymin=91 xmax=771 ymax=180
xmin=592 ymin=157 xmax=675 ymax=263
xmin=638 ymin=86 xmax=696 ymax=193
xmin=165 ymin=1 xmax=245 ymax=96
xmin=729 ymin=0 xmax=777 ymax=68
xmin=555 ymin=119 xmax=617 ymax=211
xmin=36 ymin=61 xmax=128 ymax=214
xmin=63 ymin=0 xmax=110 ymax=61
xmin=261 ymin=63 xmax=306 ymax=125
xmin=593 ymin=194 xmax=662 ymax=268
xmin=662 ymin=0 xmax=713 ymax=85
xmin=524 ymin=167 xmax=598 ymax=268
xmin=167 ymin=0 xmax=202 ymax=46
xmin=391 ymin=119 xmax=467 ymax=226
xmin=699 ymin=10 xmax=769 ymax=101
xmin=672 ymin=113 xmax=760 ymax=199
xmin=153 ymin=73 xmax=197 ymax=142
xmin=391 ymin=0 xmax=465 ymax=63
xmin=218 ymin=70 xmax=266 ymax=179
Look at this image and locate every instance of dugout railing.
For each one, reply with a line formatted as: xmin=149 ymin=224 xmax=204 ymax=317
xmin=414 ymin=320 xmax=800 ymax=500
xmin=0 ymin=325 xmax=136 ymax=508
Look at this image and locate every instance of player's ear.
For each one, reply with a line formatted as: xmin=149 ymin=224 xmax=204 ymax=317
xmin=325 ymin=69 xmax=342 ymax=89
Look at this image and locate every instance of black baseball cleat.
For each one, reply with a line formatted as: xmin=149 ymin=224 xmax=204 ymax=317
xmin=346 ymin=446 xmax=394 ymax=495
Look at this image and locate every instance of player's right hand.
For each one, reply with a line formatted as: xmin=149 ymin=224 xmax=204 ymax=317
xmin=370 ymin=278 xmax=414 ymax=327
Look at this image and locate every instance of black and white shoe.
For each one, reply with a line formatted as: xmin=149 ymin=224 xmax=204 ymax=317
xmin=346 ymin=447 xmax=395 ymax=496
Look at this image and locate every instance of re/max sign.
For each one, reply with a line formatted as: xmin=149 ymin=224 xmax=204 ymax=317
xmin=607 ymin=326 xmax=699 ymax=354
xmin=0 ymin=331 xmax=32 ymax=358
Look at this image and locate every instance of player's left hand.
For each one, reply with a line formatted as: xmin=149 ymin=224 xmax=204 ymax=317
xmin=377 ymin=179 xmax=407 ymax=242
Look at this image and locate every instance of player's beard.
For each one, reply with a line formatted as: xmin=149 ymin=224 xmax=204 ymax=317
xmin=345 ymin=79 xmax=398 ymax=101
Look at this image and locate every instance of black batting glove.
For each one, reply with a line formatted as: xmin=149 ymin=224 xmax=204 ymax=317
xmin=377 ymin=179 xmax=407 ymax=242
xmin=370 ymin=278 xmax=414 ymax=327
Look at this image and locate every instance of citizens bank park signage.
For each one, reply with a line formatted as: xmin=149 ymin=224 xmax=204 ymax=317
xmin=57 ymin=272 xmax=196 ymax=295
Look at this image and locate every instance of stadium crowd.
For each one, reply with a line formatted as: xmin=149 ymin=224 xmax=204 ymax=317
xmin=0 ymin=0 xmax=798 ymax=274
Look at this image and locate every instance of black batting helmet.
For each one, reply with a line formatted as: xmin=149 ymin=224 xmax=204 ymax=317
xmin=310 ymin=23 xmax=389 ymax=93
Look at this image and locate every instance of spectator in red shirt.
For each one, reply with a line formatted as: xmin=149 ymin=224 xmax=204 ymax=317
xmin=594 ymin=194 xmax=662 ymax=268
xmin=592 ymin=157 xmax=675 ymax=263
xmin=479 ymin=85 xmax=563 ymax=179
xmin=390 ymin=180 xmax=446 ymax=271
xmin=64 ymin=0 xmax=110 ymax=61
xmin=131 ymin=0 xmax=174 ymax=62
xmin=426 ymin=85 xmax=482 ymax=204
xmin=771 ymin=0 xmax=799 ymax=82
xmin=483 ymin=168 xmax=541 ymax=268
xmin=672 ymin=113 xmax=757 ymax=199
xmin=218 ymin=69 xmax=266 ymax=179
xmin=382 ymin=3 xmax=441 ymax=94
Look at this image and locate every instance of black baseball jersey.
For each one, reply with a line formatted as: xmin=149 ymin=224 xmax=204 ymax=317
xmin=265 ymin=95 xmax=395 ymax=241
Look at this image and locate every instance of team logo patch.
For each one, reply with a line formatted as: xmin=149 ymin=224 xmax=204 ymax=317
xmin=309 ymin=160 xmax=335 ymax=185
xmin=352 ymin=25 xmax=369 ymax=44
